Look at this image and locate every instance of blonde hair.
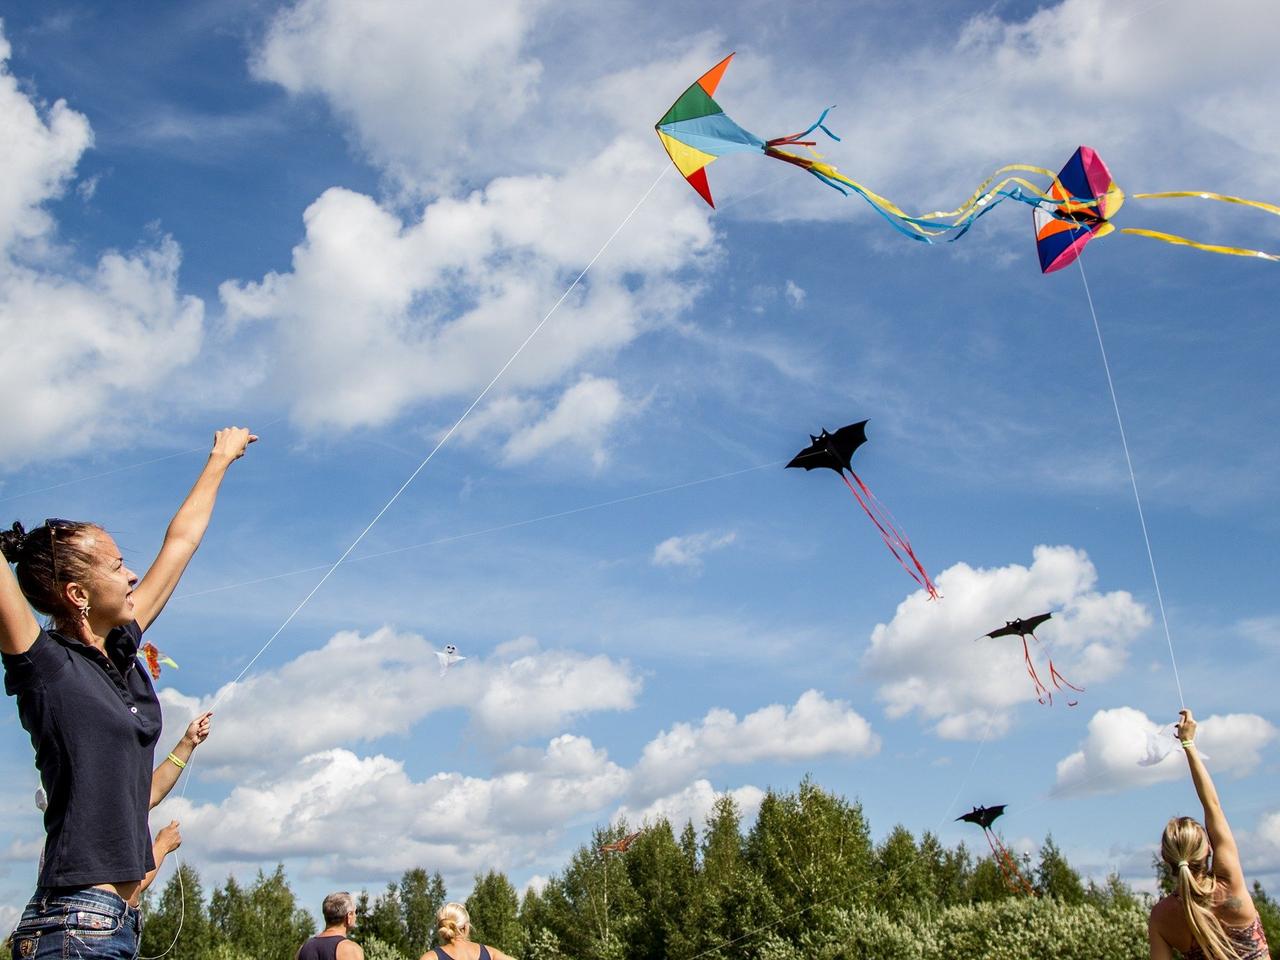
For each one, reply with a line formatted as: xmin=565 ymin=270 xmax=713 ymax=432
xmin=1161 ymin=817 xmax=1236 ymax=960
xmin=436 ymin=902 xmax=470 ymax=945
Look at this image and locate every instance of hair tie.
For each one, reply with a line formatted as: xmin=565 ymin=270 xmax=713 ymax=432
xmin=1 ymin=522 xmax=29 ymax=562
xmin=1177 ymin=859 xmax=1189 ymax=869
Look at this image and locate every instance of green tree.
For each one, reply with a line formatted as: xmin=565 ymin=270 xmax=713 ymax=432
xmin=673 ymin=794 xmax=780 ymax=960
xmin=1250 ymin=881 xmax=1280 ymax=959
xmin=744 ymin=777 xmax=874 ymax=939
xmin=1035 ymin=835 xmax=1085 ymax=904
xmin=139 ymin=863 xmax=213 ymax=958
xmin=209 ymin=865 xmax=315 ymax=960
xmin=968 ymin=854 xmax=1018 ymax=903
xmin=359 ymin=882 xmax=410 ymax=955
xmin=874 ymin=824 xmax=933 ymax=918
xmin=467 ymin=870 xmax=522 ymax=953
xmin=621 ymin=818 xmax=695 ymax=960
xmin=401 ymin=868 xmax=447 ymax=955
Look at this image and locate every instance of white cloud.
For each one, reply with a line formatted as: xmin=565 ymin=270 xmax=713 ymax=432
xmin=501 ymin=375 xmax=625 ymax=468
xmin=161 ymin=626 xmax=641 ymax=770
xmin=253 ymin=0 xmax=544 ymax=191
xmin=1053 ymin=707 xmax=1277 ymax=796
xmin=218 ymin=142 xmax=713 ymax=438
xmin=651 ymin=530 xmax=738 ymax=570
xmin=615 ymin=780 xmax=766 ymax=833
xmin=631 ymin=690 xmax=879 ymax=801
xmin=784 ymin=280 xmax=806 ymax=307
xmin=0 ymin=28 xmax=204 ymax=464
xmin=863 ymin=545 xmax=1151 ymax=738
xmin=162 ymin=736 xmax=629 ymax=879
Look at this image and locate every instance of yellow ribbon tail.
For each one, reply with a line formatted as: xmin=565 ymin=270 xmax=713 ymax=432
xmin=1134 ymin=191 xmax=1280 ymax=218
xmin=1119 ymin=227 xmax=1280 ymax=262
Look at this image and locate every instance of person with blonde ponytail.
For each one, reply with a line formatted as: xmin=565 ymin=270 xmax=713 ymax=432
xmin=1148 ymin=709 xmax=1269 ymax=960
xmin=421 ymin=902 xmax=518 ymax=960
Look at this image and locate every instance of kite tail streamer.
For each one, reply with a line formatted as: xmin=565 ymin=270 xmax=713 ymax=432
xmin=1118 ymin=190 xmax=1280 ymax=262
xmin=1048 ymin=660 xmax=1083 ymax=695
xmin=984 ymin=828 xmax=1036 ymax=896
xmin=1118 ymin=228 xmax=1279 ymax=262
xmin=1021 ymin=636 xmax=1049 ymax=704
xmin=842 ymin=471 xmax=940 ymax=599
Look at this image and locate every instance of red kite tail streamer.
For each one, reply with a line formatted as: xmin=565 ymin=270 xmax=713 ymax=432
xmin=842 ymin=471 xmax=940 ymax=599
xmin=1022 ymin=636 xmax=1050 ymax=704
xmin=985 ymin=828 xmax=1036 ymax=896
xmin=1048 ymin=660 xmax=1084 ymax=699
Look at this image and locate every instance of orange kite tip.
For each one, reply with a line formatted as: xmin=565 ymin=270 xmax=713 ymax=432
xmin=697 ymin=52 xmax=736 ymax=98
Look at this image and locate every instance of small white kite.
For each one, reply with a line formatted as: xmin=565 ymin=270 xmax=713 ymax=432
xmin=1138 ymin=722 xmax=1209 ymax=767
xmin=435 ymin=644 xmax=467 ymax=677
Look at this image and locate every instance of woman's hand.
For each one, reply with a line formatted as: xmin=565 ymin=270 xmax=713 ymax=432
xmin=182 ymin=711 xmax=213 ymax=748
xmin=1176 ymin=708 xmax=1198 ymax=744
xmin=210 ymin=427 xmax=257 ymax=465
xmin=155 ymin=820 xmax=182 ymax=856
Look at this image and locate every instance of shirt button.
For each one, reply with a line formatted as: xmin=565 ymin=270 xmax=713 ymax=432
xmin=130 ymin=706 xmax=138 ymax=714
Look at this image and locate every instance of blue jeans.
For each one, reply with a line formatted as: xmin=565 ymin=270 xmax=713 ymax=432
xmin=9 ymin=887 xmax=141 ymax=960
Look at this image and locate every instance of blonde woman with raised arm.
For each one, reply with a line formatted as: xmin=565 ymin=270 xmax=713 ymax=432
xmin=1148 ymin=709 xmax=1269 ymax=960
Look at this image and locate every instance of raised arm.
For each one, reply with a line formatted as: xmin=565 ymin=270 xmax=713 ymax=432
xmin=132 ymin=428 xmax=255 ymax=632
xmin=151 ymin=712 xmax=211 ymax=807
xmin=1177 ymin=709 xmax=1243 ymax=883
xmin=0 ymin=530 xmax=40 ymax=656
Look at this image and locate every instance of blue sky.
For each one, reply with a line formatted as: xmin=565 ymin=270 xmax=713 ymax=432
xmin=2 ymin=0 xmax=1279 ymax=930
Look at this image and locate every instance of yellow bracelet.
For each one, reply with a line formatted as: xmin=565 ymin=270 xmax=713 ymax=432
xmin=1180 ymin=739 xmax=1195 ymax=749
xmin=166 ymin=752 xmax=187 ymax=770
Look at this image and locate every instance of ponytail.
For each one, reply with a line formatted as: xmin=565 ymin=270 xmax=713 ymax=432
xmin=1163 ymin=817 xmax=1236 ymax=960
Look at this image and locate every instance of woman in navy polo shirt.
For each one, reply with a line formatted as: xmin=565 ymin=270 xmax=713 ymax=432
xmin=1 ymin=427 xmax=255 ymax=959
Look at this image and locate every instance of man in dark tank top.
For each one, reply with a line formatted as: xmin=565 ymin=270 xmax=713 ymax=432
xmin=297 ymin=891 xmax=366 ymax=960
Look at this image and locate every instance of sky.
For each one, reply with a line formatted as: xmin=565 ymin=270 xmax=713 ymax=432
xmin=1 ymin=0 xmax=1279 ymax=934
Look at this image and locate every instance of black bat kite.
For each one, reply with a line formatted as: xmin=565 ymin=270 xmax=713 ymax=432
xmin=787 ymin=420 xmax=939 ymax=599
xmin=978 ymin=612 xmax=1082 ymax=706
xmin=956 ymin=804 xmax=1034 ymax=896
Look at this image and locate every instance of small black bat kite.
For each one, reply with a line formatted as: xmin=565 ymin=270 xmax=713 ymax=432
xmin=955 ymin=804 xmax=1034 ymax=895
xmin=956 ymin=804 xmax=1006 ymax=829
xmin=786 ymin=420 xmax=939 ymax=599
xmin=977 ymin=612 xmax=1082 ymax=706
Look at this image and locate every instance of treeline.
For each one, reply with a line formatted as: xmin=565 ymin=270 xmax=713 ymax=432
xmin=127 ymin=778 xmax=1280 ymax=960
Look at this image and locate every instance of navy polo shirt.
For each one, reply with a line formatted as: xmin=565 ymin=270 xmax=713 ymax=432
xmin=3 ymin=621 xmax=162 ymax=886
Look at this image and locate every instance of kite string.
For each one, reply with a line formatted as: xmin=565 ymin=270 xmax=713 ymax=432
xmin=207 ymin=163 xmax=671 ymax=707
xmin=142 ymin=165 xmax=671 ymax=959
xmin=1074 ymin=257 xmax=1185 ymax=708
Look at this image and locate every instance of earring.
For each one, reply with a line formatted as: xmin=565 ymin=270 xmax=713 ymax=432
xmin=78 ymin=603 xmax=91 ymax=621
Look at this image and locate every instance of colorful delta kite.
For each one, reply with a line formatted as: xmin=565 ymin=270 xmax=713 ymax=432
xmin=976 ymin=613 xmax=1082 ymax=706
xmin=656 ymin=58 xmax=1280 ymax=265
xmin=787 ymin=420 xmax=939 ymax=600
xmin=1033 ymin=145 xmax=1280 ymax=273
xmin=956 ymin=805 xmax=1035 ymax=896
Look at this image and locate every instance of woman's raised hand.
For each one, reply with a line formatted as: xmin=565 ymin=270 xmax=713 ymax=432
xmin=1176 ymin=708 xmax=1198 ymax=744
xmin=210 ymin=426 xmax=257 ymax=464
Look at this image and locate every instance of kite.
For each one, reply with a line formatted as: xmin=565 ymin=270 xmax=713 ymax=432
xmin=787 ymin=420 xmax=939 ymax=599
xmin=956 ymin=804 xmax=1035 ymax=896
xmin=435 ymin=644 xmax=467 ymax=677
xmin=1137 ymin=722 xmax=1210 ymax=767
xmin=598 ymin=831 xmax=642 ymax=855
xmin=655 ymin=58 xmax=1280 ymax=264
xmin=1033 ymin=145 xmax=1280 ymax=273
xmin=139 ymin=642 xmax=179 ymax=681
xmin=977 ymin=613 xmax=1081 ymax=706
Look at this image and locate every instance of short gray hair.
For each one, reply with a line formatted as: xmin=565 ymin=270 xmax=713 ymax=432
xmin=322 ymin=891 xmax=355 ymax=926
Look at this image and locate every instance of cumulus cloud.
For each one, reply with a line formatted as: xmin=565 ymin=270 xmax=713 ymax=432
xmin=253 ymin=0 xmax=545 ymax=190
xmin=615 ymin=780 xmax=766 ymax=833
xmin=630 ymin=690 xmax=879 ymax=802
xmin=863 ymin=545 xmax=1151 ymax=738
xmin=651 ymin=530 xmax=738 ymax=570
xmin=219 ymin=140 xmax=713 ymax=437
xmin=160 ymin=626 xmax=641 ymax=770
xmin=162 ymin=736 xmax=629 ymax=878
xmin=0 ymin=28 xmax=204 ymax=464
xmin=1054 ymin=707 xmax=1277 ymax=796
